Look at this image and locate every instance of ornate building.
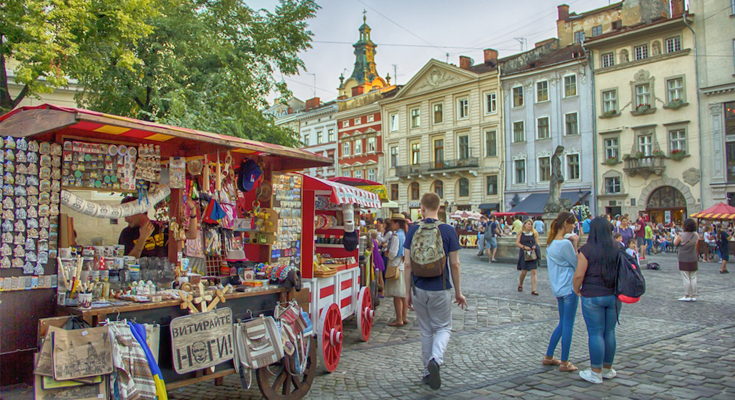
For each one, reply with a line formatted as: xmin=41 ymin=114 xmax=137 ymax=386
xmin=585 ymin=0 xmax=701 ymax=223
xmin=336 ymin=15 xmax=396 ymax=193
xmin=380 ymin=51 xmax=502 ymax=220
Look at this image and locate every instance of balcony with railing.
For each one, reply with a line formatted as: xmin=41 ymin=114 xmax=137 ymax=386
xmin=623 ymin=154 xmax=666 ymax=179
xmin=396 ymin=151 xmax=480 ymax=178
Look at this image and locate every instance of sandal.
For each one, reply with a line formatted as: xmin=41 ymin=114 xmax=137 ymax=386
xmin=542 ymin=357 xmax=561 ymax=366
xmin=387 ymin=320 xmax=404 ymax=327
xmin=532 ymin=291 xmax=539 ymax=296
xmin=559 ymin=362 xmax=578 ymax=372
xmin=518 ymin=286 xmax=523 ymax=292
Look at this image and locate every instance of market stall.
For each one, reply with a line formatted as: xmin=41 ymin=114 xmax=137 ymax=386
xmin=0 ymin=104 xmax=352 ymax=400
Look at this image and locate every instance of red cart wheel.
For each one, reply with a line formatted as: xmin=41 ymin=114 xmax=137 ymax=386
xmin=356 ymin=287 xmax=374 ymax=342
xmin=317 ymin=303 xmax=343 ymax=373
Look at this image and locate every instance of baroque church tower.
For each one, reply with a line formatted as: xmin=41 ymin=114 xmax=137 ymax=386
xmin=338 ymin=12 xmax=388 ymax=98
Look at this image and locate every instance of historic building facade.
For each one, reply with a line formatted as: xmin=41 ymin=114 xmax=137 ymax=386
xmin=691 ymin=0 xmax=735 ymax=209
xmin=293 ymin=98 xmax=339 ymax=178
xmin=585 ymin=0 xmax=701 ymax=224
xmin=380 ymin=52 xmax=502 ymax=220
xmin=335 ymin=16 xmax=396 ymax=186
xmin=500 ymin=40 xmax=595 ymax=213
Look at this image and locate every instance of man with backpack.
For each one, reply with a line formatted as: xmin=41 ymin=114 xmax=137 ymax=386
xmin=404 ymin=192 xmax=467 ymax=390
xmin=485 ymin=214 xmax=502 ymax=262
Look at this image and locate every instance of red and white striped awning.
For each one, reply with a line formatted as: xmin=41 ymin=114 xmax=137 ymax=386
xmin=300 ymin=174 xmax=382 ymax=209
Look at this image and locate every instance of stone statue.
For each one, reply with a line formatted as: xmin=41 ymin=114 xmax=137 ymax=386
xmin=544 ymin=145 xmax=566 ymax=214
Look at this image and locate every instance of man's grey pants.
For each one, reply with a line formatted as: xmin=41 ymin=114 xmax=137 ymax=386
xmin=477 ymin=233 xmax=484 ymax=252
xmin=412 ymin=287 xmax=453 ymax=376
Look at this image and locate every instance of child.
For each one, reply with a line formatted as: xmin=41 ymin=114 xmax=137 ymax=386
xmin=369 ymin=230 xmax=385 ymax=295
xmin=614 ymin=232 xmax=624 ymax=249
xmin=626 ymin=239 xmax=642 ymax=268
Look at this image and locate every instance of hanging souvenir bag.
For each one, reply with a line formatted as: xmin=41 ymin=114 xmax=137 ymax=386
xmin=234 ymin=315 xmax=284 ymax=388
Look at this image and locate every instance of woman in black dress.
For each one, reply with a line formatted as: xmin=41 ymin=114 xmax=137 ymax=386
xmin=516 ymin=218 xmax=541 ymax=295
xmin=719 ymin=225 xmax=730 ymax=274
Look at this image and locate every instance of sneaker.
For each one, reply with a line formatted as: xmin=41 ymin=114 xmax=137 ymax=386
xmin=427 ymin=358 xmax=441 ymax=390
xmin=579 ymin=369 xmax=603 ymax=384
xmin=422 ymin=375 xmax=430 ymax=385
xmin=678 ymin=297 xmax=691 ymax=302
xmin=602 ymin=368 xmax=617 ymax=379
xmin=491 ymin=258 xmax=498 ymax=262
xmin=691 ymin=297 xmax=697 ymax=302
xmin=721 ymin=270 xmax=730 ymax=274
xmin=476 ymin=251 xmax=483 ymax=256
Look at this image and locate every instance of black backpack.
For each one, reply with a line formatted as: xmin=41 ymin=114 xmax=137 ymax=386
xmin=615 ymin=250 xmax=646 ymax=304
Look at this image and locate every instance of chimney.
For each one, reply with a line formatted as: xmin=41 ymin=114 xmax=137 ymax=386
xmin=558 ymin=4 xmax=570 ymax=21
xmin=483 ymin=48 xmax=498 ymax=66
xmin=671 ymin=0 xmax=685 ymax=16
xmin=351 ymin=85 xmax=365 ymax=97
xmin=459 ymin=56 xmax=473 ymax=70
xmin=305 ymin=97 xmax=321 ymax=110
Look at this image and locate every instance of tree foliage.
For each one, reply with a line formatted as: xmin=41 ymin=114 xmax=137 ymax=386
xmin=0 ymin=0 xmax=157 ymax=113
xmin=76 ymin=0 xmax=319 ymax=147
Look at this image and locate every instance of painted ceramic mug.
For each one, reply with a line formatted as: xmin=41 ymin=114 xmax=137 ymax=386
xmin=78 ymin=292 xmax=92 ymax=309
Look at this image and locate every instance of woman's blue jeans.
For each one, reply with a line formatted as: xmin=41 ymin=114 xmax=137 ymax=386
xmin=546 ymin=292 xmax=578 ymax=361
xmin=581 ymin=295 xmax=621 ymax=369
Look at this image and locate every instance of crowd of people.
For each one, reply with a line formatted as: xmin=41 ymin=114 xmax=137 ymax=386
xmin=364 ymin=200 xmax=731 ymax=389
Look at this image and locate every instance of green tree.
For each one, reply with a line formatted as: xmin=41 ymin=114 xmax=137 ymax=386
xmin=0 ymin=0 xmax=157 ymax=113
xmin=77 ymin=0 xmax=318 ymax=147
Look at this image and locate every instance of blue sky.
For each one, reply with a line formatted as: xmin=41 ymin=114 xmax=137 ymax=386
xmin=251 ymin=0 xmax=616 ymax=102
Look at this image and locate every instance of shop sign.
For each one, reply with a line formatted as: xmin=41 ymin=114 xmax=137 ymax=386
xmin=409 ymin=201 xmax=421 ymax=208
xmin=665 ymin=210 xmax=671 ymax=224
xmin=170 ymin=308 xmax=234 ymax=374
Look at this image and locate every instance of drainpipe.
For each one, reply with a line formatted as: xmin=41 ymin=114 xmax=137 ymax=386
xmin=582 ymin=44 xmax=599 ymax=216
xmin=683 ymin=11 xmax=704 ymax=212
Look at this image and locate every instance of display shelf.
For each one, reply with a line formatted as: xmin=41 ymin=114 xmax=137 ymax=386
xmin=315 ymin=243 xmax=345 ymax=248
xmin=316 ymin=225 xmax=345 ymax=231
xmin=61 ymin=186 xmax=137 ymax=194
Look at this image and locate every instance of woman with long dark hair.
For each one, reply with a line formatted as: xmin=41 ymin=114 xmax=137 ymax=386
xmin=516 ymin=218 xmax=541 ymax=295
xmin=542 ymin=212 xmax=579 ymax=372
xmin=573 ymin=217 xmax=621 ymax=384
xmin=385 ymin=214 xmax=408 ymax=326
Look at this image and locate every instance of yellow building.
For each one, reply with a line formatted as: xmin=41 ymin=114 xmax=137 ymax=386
xmin=379 ymin=52 xmax=502 ymax=220
xmin=586 ymin=1 xmax=700 ymax=224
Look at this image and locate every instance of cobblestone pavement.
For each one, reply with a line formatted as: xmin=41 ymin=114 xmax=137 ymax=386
xmin=169 ymin=250 xmax=735 ymax=399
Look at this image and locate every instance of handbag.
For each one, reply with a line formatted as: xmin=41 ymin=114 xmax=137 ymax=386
xmin=275 ymin=302 xmax=307 ymax=334
xmin=524 ymin=249 xmax=538 ymax=261
xmin=385 ymin=264 xmax=399 ymax=280
xmin=234 ymin=315 xmax=284 ymax=388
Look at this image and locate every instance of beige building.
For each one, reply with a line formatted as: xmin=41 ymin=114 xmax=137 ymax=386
xmin=691 ymin=0 xmax=735 ymax=208
xmin=379 ymin=52 xmax=502 ymax=220
xmin=586 ymin=0 xmax=700 ymax=224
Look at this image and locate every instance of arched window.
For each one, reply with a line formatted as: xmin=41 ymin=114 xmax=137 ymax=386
xmin=410 ymin=182 xmax=420 ymax=200
xmin=432 ymin=180 xmax=444 ymax=199
xmin=619 ymin=49 xmax=629 ymax=63
xmin=458 ymin=178 xmax=470 ymax=197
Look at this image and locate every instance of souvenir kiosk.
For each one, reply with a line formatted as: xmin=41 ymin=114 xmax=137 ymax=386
xmin=0 ymin=104 xmax=352 ymax=400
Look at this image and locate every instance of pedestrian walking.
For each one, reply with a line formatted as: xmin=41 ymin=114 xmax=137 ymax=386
xmin=476 ymin=216 xmax=487 ymax=256
xmin=543 ymin=211 xmax=579 ymax=372
xmin=644 ymin=222 xmax=654 ymax=255
xmin=385 ymin=214 xmax=408 ymax=326
xmin=404 ymin=193 xmax=467 ymax=390
xmin=718 ymin=225 xmax=730 ymax=274
xmin=485 ymin=214 xmax=501 ymax=262
xmin=634 ymin=214 xmax=647 ymax=259
xmin=573 ymin=217 xmax=621 ymax=384
xmin=614 ymin=216 xmax=635 ymax=247
xmin=516 ymin=219 xmax=540 ymax=295
xmin=673 ymin=219 xmax=699 ymax=302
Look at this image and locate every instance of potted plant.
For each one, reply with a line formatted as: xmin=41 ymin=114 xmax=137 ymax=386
xmin=652 ymin=149 xmax=666 ymax=157
xmin=604 ymin=156 xmax=619 ymax=165
xmin=636 ymin=103 xmax=651 ymax=112
xmin=667 ymin=98 xmax=686 ymax=109
xmin=601 ymin=110 xmax=617 ymax=118
xmin=623 ymin=153 xmax=632 ymax=160
xmin=670 ymin=149 xmax=686 ymax=160
xmin=634 ymin=151 xmax=645 ymax=159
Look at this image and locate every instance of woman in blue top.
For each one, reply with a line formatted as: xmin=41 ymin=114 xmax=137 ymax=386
xmin=543 ymin=211 xmax=580 ymax=372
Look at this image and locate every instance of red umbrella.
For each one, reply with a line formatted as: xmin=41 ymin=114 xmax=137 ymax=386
xmin=690 ymin=202 xmax=735 ymax=220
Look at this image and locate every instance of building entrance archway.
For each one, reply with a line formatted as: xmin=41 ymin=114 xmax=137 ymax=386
xmin=646 ymin=185 xmax=687 ymax=225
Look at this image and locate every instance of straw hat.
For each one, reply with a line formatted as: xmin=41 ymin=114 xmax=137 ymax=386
xmin=388 ymin=213 xmax=408 ymax=222
xmin=188 ymin=159 xmax=204 ymax=176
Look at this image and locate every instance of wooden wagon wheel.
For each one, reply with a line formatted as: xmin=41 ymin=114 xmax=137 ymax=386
xmin=256 ymin=336 xmax=317 ymax=400
xmin=356 ymin=286 xmax=374 ymax=342
xmin=317 ymin=303 xmax=343 ymax=373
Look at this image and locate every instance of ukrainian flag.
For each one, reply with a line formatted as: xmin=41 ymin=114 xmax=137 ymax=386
xmin=129 ymin=322 xmax=168 ymax=400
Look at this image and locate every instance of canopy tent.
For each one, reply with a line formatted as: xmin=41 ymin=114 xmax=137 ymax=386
xmin=450 ymin=211 xmax=482 ymax=220
xmin=0 ymin=104 xmax=332 ymax=171
xmin=493 ymin=212 xmax=528 ymax=218
xmin=690 ymin=202 xmax=735 ymax=220
xmin=328 ymin=177 xmax=388 ymax=201
xmin=301 ymin=174 xmax=381 ymax=209
xmin=509 ymin=191 xmax=591 ymax=215
xmin=478 ymin=203 xmax=500 ymax=211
